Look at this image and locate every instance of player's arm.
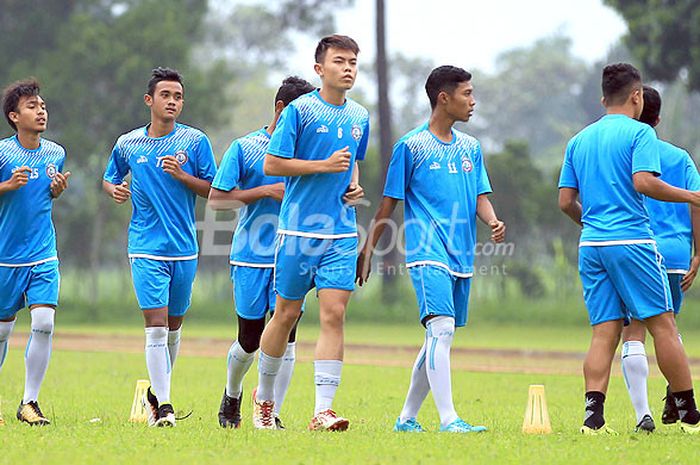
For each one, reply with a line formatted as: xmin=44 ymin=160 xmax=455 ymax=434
xmin=343 ymin=162 xmax=364 ymax=205
xmin=476 ymin=194 xmax=506 ymax=243
xmin=207 ymin=183 xmax=284 ymax=211
xmin=357 ymin=196 xmax=400 ymax=286
xmin=161 ymin=155 xmax=211 ymax=198
xmin=633 ymin=172 xmax=700 ymax=206
xmin=558 ymin=187 xmax=583 ymax=226
xmin=264 ymin=146 xmax=351 ymax=177
xmin=102 ymin=179 xmax=131 ymax=204
xmin=682 ymin=205 xmax=700 ymax=291
xmin=50 ymin=171 xmax=72 ymax=199
xmin=0 ymin=166 xmax=31 ymax=195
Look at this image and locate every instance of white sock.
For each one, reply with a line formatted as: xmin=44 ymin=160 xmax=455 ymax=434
xmin=167 ymin=327 xmax=181 ymax=368
xmin=399 ymin=342 xmax=430 ymax=422
xmin=314 ymin=360 xmax=342 ymax=414
xmin=226 ymin=340 xmax=255 ymax=398
xmin=145 ymin=327 xmax=171 ymax=404
xmin=257 ymin=351 xmax=283 ymax=402
xmin=0 ymin=320 xmax=16 ymax=373
xmin=274 ymin=342 xmax=296 ymax=414
xmin=425 ymin=316 xmax=459 ymax=427
xmin=23 ymin=307 xmax=55 ymax=403
xmin=621 ymin=340 xmax=651 ymax=423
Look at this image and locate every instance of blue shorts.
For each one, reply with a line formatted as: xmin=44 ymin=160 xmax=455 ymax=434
xmin=274 ymin=234 xmax=358 ymax=301
xmin=0 ymin=260 xmax=60 ymax=320
xmin=667 ymin=272 xmax=683 ymax=314
xmin=408 ymin=265 xmax=471 ymax=328
xmin=578 ymin=243 xmax=673 ymax=326
xmin=130 ymin=258 xmax=198 ymax=317
xmin=231 ymin=265 xmax=306 ymax=320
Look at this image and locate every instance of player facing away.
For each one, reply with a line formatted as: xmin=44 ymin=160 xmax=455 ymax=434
xmin=0 ymin=79 xmax=70 ymax=426
xmin=357 ymin=66 xmax=505 ymax=433
xmin=102 ymin=68 xmax=217 ymax=427
xmin=252 ymin=35 xmax=369 ymax=431
xmin=558 ymin=63 xmax=700 ymax=435
xmin=208 ymin=76 xmax=316 ymax=429
xmin=620 ymin=85 xmax=700 ymax=432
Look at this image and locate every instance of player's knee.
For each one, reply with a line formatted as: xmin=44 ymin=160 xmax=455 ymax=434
xmin=319 ymin=303 xmax=345 ymax=328
xmin=30 ymin=307 xmax=55 ymax=335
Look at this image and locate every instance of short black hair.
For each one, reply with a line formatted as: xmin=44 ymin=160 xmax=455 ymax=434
xmin=425 ymin=66 xmax=472 ymax=109
xmin=314 ymin=35 xmax=360 ymax=63
xmin=639 ymin=85 xmax=661 ymax=126
xmin=147 ymin=67 xmax=184 ymax=96
xmin=275 ymin=76 xmax=315 ymax=107
xmin=2 ymin=78 xmax=41 ymax=131
xmin=602 ymin=63 xmax=642 ymax=106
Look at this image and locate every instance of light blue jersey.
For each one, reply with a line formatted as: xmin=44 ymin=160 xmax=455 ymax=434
xmin=268 ymin=89 xmax=370 ymax=238
xmin=644 ymin=140 xmax=700 ymax=272
xmin=0 ymin=135 xmax=65 ymax=266
xmin=559 ymin=114 xmax=660 ymax=243
xmin=383 ymin=123 xmax=492 ymax=277
xmin=103 ymin=123 xmax=217 ymax=259
xmin=212 ymin=128 xmax=283 ymax=266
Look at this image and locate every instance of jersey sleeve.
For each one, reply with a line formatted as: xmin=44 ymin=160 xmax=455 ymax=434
xmin=355 ymin=118 xmax=370 ymax=162
xmin=475 ymin=142 xmax=493 ymax=195
xmin=631 ymin=125 xmax=661 ymax=176
xmin=382 ymin=141 xmax=414 ymax=200
xmin=211 ymin=141 xmax=243 ymax=192
xmin=103 ymin=141 xmax=130 ymax=184
xmin=194 ymin=134 xmax=217 ymax=182
xmin=268 ymin=105 xmax=300 ymax=159
xmin=558 ymin=139 xmax=578 ymax=189
xmin=685 ymin=153 xmax=700 ymax=191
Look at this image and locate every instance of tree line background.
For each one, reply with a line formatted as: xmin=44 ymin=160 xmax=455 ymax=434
xmin=2 ymin=0 xmax=700 ymax=325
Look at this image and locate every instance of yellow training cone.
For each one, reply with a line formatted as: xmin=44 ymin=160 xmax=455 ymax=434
xmin=522 ymin=384 xmax=552 ymax=434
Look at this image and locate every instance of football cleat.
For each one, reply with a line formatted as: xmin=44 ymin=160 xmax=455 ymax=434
xmin=308 ymin=409 xmax=349 ymax=432
xmin=662 ymin=387 xmax=680 ymax=425
xmin=16 ymin=401 xmax=50 ymax=426
xmin=634 ymin=414 xmax=655 ymax=433
xmin=393 ymin=417 xmax=425 ymax=432
xmin=580 ymin=424 xmax=618 ymax=435
xmin=154 ymin=403 xmax=176 ymax=427
xmin=252 ymin=389 xmax=275 ymax=430
xmin=274 ymin=414 xmax=286 ymax=430
xmin=142 ymin=386 xmax=159 ymax=426
xmin=439 ymin=418 xmax=487 ymax=433
xmin=218 ymin=389 xmax=242 ymax=429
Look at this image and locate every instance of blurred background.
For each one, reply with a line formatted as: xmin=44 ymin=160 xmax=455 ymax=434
xmin=2 ymin=0 xmax=700 ymax=330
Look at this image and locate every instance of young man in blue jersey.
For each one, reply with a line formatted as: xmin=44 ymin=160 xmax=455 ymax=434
xmin=252 ymin=35 xmax=369 ymax=431
xmin=102 ymin=68 xmax=217 ymax=427
xmin=0 ymin=79 xmax=70 ymax=426
xmin=357 ymin=66 xmax=505 ymax=433
xmin=619 ymin=85 xmax=700 ymax=432
xmin=559 ymin=63 xmax=700 ymax=434
xmin=208 ymin=76 xmax=316 ymax=429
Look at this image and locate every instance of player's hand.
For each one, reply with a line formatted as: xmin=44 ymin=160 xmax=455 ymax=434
xmin=681 ymin=256 xmax=700 ymax=292
xmin=266 ymin=183 xmax=285 ymax=202
xmin=343 ymin=182 xmax=364 ymax=205
xmin=112 ymin=181 xmax=131 ymax=204
xmin=489 ymin=219 xmax=506 ymax=243
xmin=161 ymin=155 xmax=186 ymax=181
xmin=50 ymin=171 xmax=71 ymax=198
xmin=356 ymin=250 xmax=372 ymax=286
xmin=324 ymin=147 xmax=351 ymax=173
xmin=3 ymin=166 xmax=31 ymax=191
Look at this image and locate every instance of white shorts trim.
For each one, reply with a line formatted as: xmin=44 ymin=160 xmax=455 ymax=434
xmin=229 ymin=261 xmax=275 ymax=269
xmin=0 ymin=256 xmax=58 ymax=268
xmin=128 ymin=254 xmax=198 ymax=261
xmin=579 ymin=239 xmax=655 ymax=247
xmin=277 ymin=229 xmax=358 ymax=240
xmin=406 ymin=260 xmax=474 ymax=278
xmin=667 ymin=269 xmax=688 ymax=275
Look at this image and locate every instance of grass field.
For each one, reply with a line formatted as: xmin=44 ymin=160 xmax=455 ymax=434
xmin=2 ymin=322 xmax=700 ymax=464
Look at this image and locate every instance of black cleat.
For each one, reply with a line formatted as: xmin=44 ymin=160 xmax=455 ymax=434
xmin=16 ymin=401 xmax=50 ymax=426
xmin=662 ymin=386 xmax=680 ymax=424
xmin=634 ymin=414 xmax=655 ymax=433
xmin=274 ymin=414 xmax=286 ymax=430
xmin=155 ymin=403 xmax=176 ymax=427
xmin=218 ymin=389 xmax=242 ymax=429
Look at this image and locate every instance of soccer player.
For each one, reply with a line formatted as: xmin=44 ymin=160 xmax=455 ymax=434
xmin=102 ymin=68 xmax=217 ymax=427
xmin=252 ymin=35 xmax=369 ymax=431
xmin=0 ymin=79 xmax=70 ymax=426
xmin=357 ymin=65 xmax=505 ymax=433
xmin=208 ymin=76 xmax=316 ymax=429
xmin=558 ymin=63 xmax=700 ymax=434
xmin=620 ymin=85 xmax=700 ymax=432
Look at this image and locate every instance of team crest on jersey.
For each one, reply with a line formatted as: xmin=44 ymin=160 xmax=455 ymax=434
xmin=45 ymin=163 xmax=58 ymax=179
xmin=174 ymin=150 xmax=188 ymax=165
xmin=461 ymin=155 xmax=473 ymax=173
xmin=351 ymin=124 xmax=363 ymax=142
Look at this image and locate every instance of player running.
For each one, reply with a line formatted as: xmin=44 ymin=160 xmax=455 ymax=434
xmin=0 ymin=79 xmax=70 ymax=426
xmin=102 ymin=68 xmax=217 ymax=427
xmin=208 ymin=76 xmax=316 ymax=429
xmin=252 ymin=35 xmax=369 ymax=431
xmin=558 ymin=63 xmax=700 ymax=434
xmin=357 ymin=65 xmax=505 ymax=433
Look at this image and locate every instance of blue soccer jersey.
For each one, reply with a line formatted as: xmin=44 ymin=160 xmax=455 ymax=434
xmin=0 ymin=136 xmax=65 ymax=266
xmin=212 ymin=128 xmax=283 ymax=266
xmin=267 ymin=89 xmax=370 ymax=238
xmin=103 ymin=123 xmax=217 ymax=259
xmin=558 ymin=114 xmax=660 ymax=243
xmin=383 ymin=123 xmax=492 ymax=277
xmin=644 ymin=140 xmax=700 ymax=271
